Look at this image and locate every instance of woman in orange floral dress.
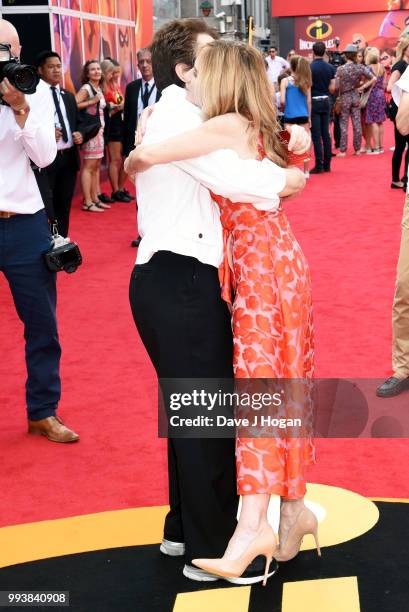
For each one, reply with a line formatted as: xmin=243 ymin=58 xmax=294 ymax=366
xmin=126 ymin=41 xmax=317 ymax=581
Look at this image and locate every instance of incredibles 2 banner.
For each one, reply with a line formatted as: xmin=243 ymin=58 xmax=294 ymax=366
xmin=272 ymin=1 xmax=409 ymax=17
xmin=294 ymin=10 xmax=409 ymax=57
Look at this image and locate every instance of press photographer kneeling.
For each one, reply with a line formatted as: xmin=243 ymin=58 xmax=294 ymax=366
xmin=0 ymin=19 xmax=79 ymax=442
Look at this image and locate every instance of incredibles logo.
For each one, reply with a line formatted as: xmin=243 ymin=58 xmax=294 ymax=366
xmin=306 ymin=19 xmax=333 ymax=40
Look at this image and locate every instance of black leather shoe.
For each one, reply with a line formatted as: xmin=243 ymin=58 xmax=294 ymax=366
xmin=310 ymin=167 xmax=324 ymax=174
xmin=323 ymin=167 xmax=331 ymax=172
xmin=131 ymin=236 xmax=142 ymax=248
xmin=98 ymin=192 xmax=115 ymax=204
xmin=112 ymin=190 xmax=132 ymax=203
xmin=122 ymin=189 xmax=135 ymax=200
xmin=376 ymin=376 xmax=409 ymax=398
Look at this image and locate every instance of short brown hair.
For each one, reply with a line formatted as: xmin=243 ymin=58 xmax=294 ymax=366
xmin=345 ymin=51 xmax=357 ymax=63
xmin=150 ymin=18 xmax=218 ymax=92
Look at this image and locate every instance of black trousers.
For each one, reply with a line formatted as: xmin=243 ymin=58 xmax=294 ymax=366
xmin=311 ymin=98 xmax=332 ymax=170
xmin=46 ymin=147 xmax=78 ymax=237
xmin=129 ymin=251 xmax=238 ymax=563
xmin=392 ymin=122 xmax=409 ymax=183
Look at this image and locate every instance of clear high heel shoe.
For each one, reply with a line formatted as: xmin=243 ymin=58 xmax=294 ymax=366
xmin=192 ymin=524 xmax=277 ymax=586
xmin=275 ymin=507 xmax=321 ymax=562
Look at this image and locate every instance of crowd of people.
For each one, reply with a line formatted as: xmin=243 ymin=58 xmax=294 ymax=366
xmin=30 ymin=35 xmax=409 ymax=237
xmin=31 ymin=47 xmax=160 ymax=243
xmin=264 ymin=37 xmax=409 ymax=184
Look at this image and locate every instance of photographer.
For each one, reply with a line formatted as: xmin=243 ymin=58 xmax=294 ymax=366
xmin=0 ymin=20 xmax=79 ymax=442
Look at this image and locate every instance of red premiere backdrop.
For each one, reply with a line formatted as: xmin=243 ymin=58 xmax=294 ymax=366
xmin=294 ymin=10 xmax=409 ymax=57
xmin=52 ymin=1 xmax=153 ymax=93
xmin=272 ymin=0 xmax=409 ymax=17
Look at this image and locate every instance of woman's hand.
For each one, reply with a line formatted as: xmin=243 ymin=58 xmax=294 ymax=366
xmin=135 ymin=105 xmax=155 ymax=146
xmin=286 ymin=125 xmax=311 ymax=155
xmin=278 ymin=167 xmax=306 ymax=198
xmin=124 ymin=146 xmax=152 ymax=177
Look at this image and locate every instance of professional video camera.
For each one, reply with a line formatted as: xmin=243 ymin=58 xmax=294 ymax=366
xmin=0 ymin=43 xmax=39 ymax=95
xmin=329 ymin=36 xmax=345 ymax=68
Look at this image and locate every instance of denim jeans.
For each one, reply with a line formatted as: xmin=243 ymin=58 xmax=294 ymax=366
xmin=0 ymin=209 xmax=61 ymax=419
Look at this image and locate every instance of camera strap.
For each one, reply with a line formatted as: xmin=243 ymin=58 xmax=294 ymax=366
xmin=30 ymin=161 xmax=58 ymax=234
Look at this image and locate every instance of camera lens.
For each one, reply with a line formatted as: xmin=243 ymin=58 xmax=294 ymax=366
xmin=4 ymin=63 xmax=39 ymax=94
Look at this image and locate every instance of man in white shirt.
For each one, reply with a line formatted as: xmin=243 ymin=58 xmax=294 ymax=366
xmin=127 ymin=19 xmax=308 ymax=583
xmin=0 ymin=20 xmax=79 ymax=442
xmin=377 ymin=67 xmax=409 ymax=398
xmin=265 ymin=46 xmax=289 ymax=86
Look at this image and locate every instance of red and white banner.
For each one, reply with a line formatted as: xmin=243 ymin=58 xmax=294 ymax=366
xmin=272 ymin=0 xmax=409 ymax=18
xmin=294 ymin=10 xmax=409 ymax=57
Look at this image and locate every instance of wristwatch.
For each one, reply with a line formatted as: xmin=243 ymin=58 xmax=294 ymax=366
xmin=12 ymin=105 xmax=30 ymax=116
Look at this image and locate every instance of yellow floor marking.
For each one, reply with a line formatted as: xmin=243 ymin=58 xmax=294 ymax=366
xmin=0 ymin=484 xmax=380 ymax=568
xmin=282 ymin=576 xmax=360 ymax=612
xmin=173 ymin=587 xmax=251 ymax=612
xmin=370 ymin=497 xmax=409 ymax=503
xmin=0 ymin=506 xmax=167 ymax=568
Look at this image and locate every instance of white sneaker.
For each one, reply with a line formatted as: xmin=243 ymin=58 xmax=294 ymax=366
xmin=160 ymin=539 xmax=185 ymax=557
xmin=183 ymin=564 xmax=219 ymax=582
xmin=183 ymin=562 xmax=278 ymax=585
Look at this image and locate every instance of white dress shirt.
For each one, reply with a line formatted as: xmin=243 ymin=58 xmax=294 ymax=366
xmin=49 ymin=83 xmax=74 ymax=150
xmin=0 ymin=79 xmax=57 ymax=214
xmin=393 ymin=67 xmax=409 ymax=193
xmin=136 ymin=85 xmax=287 ymax=268
xmin=266 ymin=55 xmax=289 ymax=84
xmin=137 ymin=78 xmax=157 ymax=120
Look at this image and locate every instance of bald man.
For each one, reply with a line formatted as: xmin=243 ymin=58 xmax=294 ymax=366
xmin=0 ymin=20 xmax=79 ymax=442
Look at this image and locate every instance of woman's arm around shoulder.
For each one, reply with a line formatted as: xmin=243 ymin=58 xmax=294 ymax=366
xmin=125 ymin=113 xmax=242 ymax=173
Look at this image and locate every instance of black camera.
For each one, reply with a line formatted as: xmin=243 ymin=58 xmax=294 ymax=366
xmin=0 ymin=43 xmax=39 ymax=95
xmin=44 ymin=235 xmax=83 ymax=274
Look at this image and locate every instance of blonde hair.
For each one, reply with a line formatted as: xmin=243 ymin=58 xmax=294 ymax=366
xmin=365 ymin=47 xmax=379 ymax=65
xmin=197 ymin=40 xmax=287 ymax=167
xmin=396 ymin=37 xmax=409 ymax=62
xmin=290 ymin=55 xmax=312 ymax=95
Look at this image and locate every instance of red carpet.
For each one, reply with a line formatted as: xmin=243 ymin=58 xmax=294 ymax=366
xmin=1 ymin=126 xmax=408 ymax=529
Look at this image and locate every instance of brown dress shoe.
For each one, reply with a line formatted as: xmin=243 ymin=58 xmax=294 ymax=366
xmin=28 ymin=416 xmax=79 ymax=443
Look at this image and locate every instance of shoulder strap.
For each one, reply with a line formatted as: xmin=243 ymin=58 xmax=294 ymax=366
xmin=86 ymin=83 xmax=100 ymax=113
xmin=30 ymin=161 xmax=56 ymax=227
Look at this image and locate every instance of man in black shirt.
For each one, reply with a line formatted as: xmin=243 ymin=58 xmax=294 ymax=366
xmin=310 ymin=42 xmax=336 ymax=174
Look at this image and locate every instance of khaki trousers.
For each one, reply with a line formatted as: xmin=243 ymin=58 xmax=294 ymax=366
xmin=392 ymin=193 xmax=409 ymax=377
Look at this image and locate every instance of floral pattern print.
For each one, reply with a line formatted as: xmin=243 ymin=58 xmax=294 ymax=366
xmin=211 ymin=156 xmax=315 ymax=499
xmin=366 ymin=75 xmax=386 ymax=124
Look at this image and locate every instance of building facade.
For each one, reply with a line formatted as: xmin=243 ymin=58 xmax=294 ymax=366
xmin=0 ymin=0 xmax=153 ymax=91
xmin=154 ymin=0 xmax=278 ymax=49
